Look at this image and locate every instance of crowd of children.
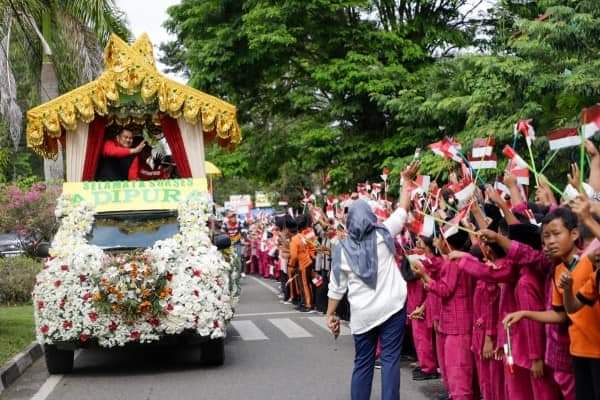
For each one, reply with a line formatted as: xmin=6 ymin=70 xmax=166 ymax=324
xmin=223 ymin=136 xmax=600 ymax=400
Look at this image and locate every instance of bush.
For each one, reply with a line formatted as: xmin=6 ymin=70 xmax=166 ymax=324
xmin=0 ymin=256 xmax=42 ymax=304
xmin=0 ymin=183 xmax=61 ymax=240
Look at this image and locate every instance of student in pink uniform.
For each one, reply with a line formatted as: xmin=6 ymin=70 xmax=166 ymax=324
xmin=413 ymin=229 xmax=475 ymax=400
xmin=409 ymin=236 xmax=440 ymax=381
xmin=478 ymin=225 xmax=561 ymax=400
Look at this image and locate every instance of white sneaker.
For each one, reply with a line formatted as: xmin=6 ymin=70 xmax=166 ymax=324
xmin=241 ymin=272 xmax=246 ymax=278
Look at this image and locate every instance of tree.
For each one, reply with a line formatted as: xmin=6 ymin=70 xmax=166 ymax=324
xmin=162 ymin=0 xmax=483 ymax=197
xmin=0 ymin=0 xmax=130 ymax=181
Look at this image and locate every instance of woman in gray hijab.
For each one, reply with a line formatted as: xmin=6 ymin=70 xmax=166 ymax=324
xmin=326 ymin=162 xmax=418 ymax=400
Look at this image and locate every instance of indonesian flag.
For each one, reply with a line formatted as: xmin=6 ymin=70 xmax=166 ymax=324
xmin=408 ymin=213 xmax=435 ymax=237
xmin=442 ymin=203 xmax=471 ymax=239
xmin=428 ymin=187 xmax=441 ymax=211
xmin=468 ymin=153 xmax=498 ymax=170
xmin=503 ymin=145 xmax=530 ymax=186
xmin=471 ymin=137 xmax=495 ymax=158
xmin=514 ymin=119 xmax=536 ymax=146
xmin=582 ymin=104 xmax=600 ymax=138
xmin=547 ymin=128 xmax=580 ymax=150
xmin=455 ymin=181 xmax=476 ymax=209
xmin=429 ymin=137 xmax=463 ymax=162
xmin=415 ymin=175 xmax=431 ymax=192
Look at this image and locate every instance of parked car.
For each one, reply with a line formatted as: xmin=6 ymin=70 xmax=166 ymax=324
xmin=0 ymin=232 xmax=25 ymax=257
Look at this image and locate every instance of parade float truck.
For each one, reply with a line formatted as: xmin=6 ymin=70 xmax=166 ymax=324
xmin=25 ymin=34 xmax=242 ymax=374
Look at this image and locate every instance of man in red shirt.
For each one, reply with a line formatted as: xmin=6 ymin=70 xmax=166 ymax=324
xmin=96 ymin=129 xmax=146 ymax=181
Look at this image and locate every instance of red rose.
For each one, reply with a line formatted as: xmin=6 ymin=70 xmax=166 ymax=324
xmin=148 ymin=318 xmax=160 ymax=327
xmin=88 ymin=312 xmax=98 ymax=322
xmin=59 ymin=298 xmax=66 ymax=310
xmin=166 ymin=272 xmax=173 ymax=281
xmin=82 ymin=293 xmax=92 ymax=302
xmin=213 ymin=320 xmax=219 ymax=328
xmin=37 ymin=301 xmax=44 ymax=310
xmin=166 ymin=303 xmax=174 ymax=312
xmin=61 ymin=265 xmax=69 ymax=272
xmin=130 ymin=331 xmax=140 ymax=340
xmin=193 ymin=269 xmax=201 ymax=277
xmin=63 ymin=320 xmax=73 ymax=330
xmin=54 ymin=280 xmax=61 ymax=288
xmin=79 ymin=334 xmax=90 ymax=343
xmin=79 ymin=275 xmax=87 ymax=283
xmin=40 ymin=325 xmax=49 ymax=334
xmin=108 ymin=321 xmax=118 ymax=332
xmin=193 ymin=290 xmax=199 ymax=297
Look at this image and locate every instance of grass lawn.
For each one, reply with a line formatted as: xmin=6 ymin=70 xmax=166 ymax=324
xmin=0 ymin=304 xmax=35 ymax=365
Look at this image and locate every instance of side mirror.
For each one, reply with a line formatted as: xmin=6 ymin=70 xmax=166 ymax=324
xmin=213 ymin=234 xmax=231 ymax=251
xmin=32 ymin=242 xmax=50 ymax=258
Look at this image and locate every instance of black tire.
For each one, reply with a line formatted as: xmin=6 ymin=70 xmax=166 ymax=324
xmin=200 ymin=338 xmax=224 ymax=366
xmin=44 ymin=344 xmax=74 ymax=374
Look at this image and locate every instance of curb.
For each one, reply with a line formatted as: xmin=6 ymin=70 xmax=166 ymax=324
xmin=0 ymin=342 xmax=43 ymax=395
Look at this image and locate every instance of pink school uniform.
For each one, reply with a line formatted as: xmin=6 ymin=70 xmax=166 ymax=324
xmin=426 ymin=258 xmax=475 ymax=400
xmin=423 ymin=256 xmax=445 ymax=387
xmin=407 ymin=278 xmax=437 ymax=374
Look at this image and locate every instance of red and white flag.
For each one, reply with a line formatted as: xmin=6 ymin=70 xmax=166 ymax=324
xmin=547 ymin=128 xmax=580 ymax=150
xmin=442 ymin=203 xmax=471 ymax=239
xmin=514 ymin=119 xmax=536 ymax=146
xmin=429 ymin=137 xmax=463 ymax=162
xmin=415 ymin=175 xmax=431 ymax=192
xmin=408 ymin=213 xmax=436 ymax=237
xmin=468 ymin=153 xmax=498 ymax=170
xmin=503 ymin=145 xmax=530 ymax=186
xmin=471 ymin=137 xmax=496 ymax=158
xmin=582 ymin=105 xmax=600 ymax=139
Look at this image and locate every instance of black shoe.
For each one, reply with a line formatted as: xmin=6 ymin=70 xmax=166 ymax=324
xmin=292 ymin=299 xmax=301 ymax=306
xmin=436 ymin=392 xmax=450 ymax=400
xmin=298 ymin=306 xmax=310 ymax=313
xmin=413 ymin=371 xmax=441 ymax=381
xmin=412 ymin=367 xmax=423 ymax=376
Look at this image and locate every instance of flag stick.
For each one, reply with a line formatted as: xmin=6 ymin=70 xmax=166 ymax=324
xmin=579 ymin=127 xmax=586 ymax=187
xmin=416 ymin=210 xmax=478 ymax=236
xmin=539 ymin=150 xmax=559 ymax=174
xmin=526 ymin=142 xmax=539 ymax=186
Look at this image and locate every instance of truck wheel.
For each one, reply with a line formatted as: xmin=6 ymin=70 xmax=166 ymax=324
xmin=44 ymin=344 xmax=74 ymax=374
xmin=200 ymin=338 xmax=224 ymax=366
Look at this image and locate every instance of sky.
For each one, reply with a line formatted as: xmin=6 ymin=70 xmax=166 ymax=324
xmin=116 ymin=0 xmax=183 ymax=81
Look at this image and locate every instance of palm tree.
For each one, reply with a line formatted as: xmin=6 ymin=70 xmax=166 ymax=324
xmin=0 ymin=0 xmax=131 ymax=181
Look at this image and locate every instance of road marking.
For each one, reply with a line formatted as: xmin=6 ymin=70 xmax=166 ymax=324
xmin=268 ymin=318 xmax=312 ymax=338
xmin=306 ymin=316 xmax=351 ymax=336
xmin=235 ymin=311 xmax=299 ymax=318
xmin=29 ymin=350 xmax=81 ymax=400
xmin=230 ymin=320 xmax=268 ymax=341
xmin=248 ymin=275 xmax=279 ymax=294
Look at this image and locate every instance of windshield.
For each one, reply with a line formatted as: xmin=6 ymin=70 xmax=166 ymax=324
xmin=88 ymin=212 xmax=178 ymax=250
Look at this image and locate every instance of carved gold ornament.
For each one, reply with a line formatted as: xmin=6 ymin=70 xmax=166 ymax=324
xmin=26 ymin=34 xmax=241 ymax=159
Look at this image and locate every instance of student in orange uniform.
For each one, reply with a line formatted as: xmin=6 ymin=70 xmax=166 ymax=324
xmin=289 ymin=214 xmax=316 ymax=312
xmin=504 ymin=208 xmax=600 ymax=400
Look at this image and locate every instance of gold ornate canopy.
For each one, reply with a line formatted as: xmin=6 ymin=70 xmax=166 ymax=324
xmin=26 ymin=33 xmax=242 ymax=159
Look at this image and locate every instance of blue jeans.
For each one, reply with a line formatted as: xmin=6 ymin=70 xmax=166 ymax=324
xmin=351 ymin=308 xmax=407 ymax=400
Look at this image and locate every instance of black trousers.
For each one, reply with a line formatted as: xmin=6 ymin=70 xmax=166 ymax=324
xmin=573 ymin=356 xmax=600 ymax=400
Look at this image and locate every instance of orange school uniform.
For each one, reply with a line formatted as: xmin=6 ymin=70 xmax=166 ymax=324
xmin=552 ymin=257 xmax=600 ymax=359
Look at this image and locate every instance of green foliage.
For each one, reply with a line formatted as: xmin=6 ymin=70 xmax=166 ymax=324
xmin=0 ymin=304 xmax=35 ymax=365
xmin=163 ymin=0 xmax=600 ymax=197
xmin=0 ymin=257 xmax=42 ymax=304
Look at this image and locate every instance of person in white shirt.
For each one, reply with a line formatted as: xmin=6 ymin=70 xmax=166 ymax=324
xmin=326 ymin=161 xmax=418 ymax=400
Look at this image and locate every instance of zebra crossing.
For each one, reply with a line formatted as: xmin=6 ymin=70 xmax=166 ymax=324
xmin=229 ymin=316 xmax=351 ymax=341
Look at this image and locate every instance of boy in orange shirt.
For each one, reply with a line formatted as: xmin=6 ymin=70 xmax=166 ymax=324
xmin=504 ymin=208 xmax=600 ymax=400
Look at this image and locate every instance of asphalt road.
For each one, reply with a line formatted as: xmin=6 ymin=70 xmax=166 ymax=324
xmin=1 ymin=275 xmax=444 ymax=400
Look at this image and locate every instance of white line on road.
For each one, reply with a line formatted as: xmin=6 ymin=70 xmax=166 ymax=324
xmin=235 ymin=311 xmax=299 ymax=318
xmin=306 ymin=316 xmax=351 ymax=336
xmin=30 ymin=350 xmax=81 ymax=400
xmin=268 ymin=318 xmax=313 ymax=338
xmin=230 ymin=320 xmax=268 ymax=341
xmin=247 ymin=275 xmax=279 ymax=294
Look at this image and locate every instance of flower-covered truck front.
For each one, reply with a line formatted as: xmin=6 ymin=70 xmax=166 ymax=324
xmin=33 ymin=196 xmax=240 ymax=373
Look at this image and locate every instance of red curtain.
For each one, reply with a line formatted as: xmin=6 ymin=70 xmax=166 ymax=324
xmin=82 ymin=117 xmax=107 ymax=181
xmin=160 ymin=115 xmax=192 ymax=178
